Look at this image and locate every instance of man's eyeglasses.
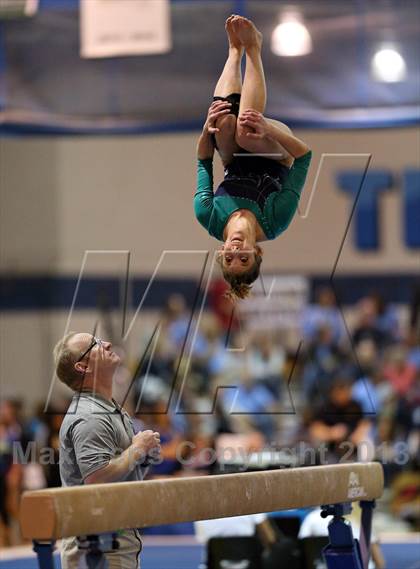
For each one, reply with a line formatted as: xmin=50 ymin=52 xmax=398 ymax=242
xmin=76 ymin=337 xmax=104 ymax=363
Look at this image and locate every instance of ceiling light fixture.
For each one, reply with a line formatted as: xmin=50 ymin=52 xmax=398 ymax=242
xmin=271 ymin=9 xmax=312 ymax=57
xmin=371 ymin=44 xmax=407 ymax=82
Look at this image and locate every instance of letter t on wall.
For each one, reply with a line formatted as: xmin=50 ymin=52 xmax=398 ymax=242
xmin=337 ymin=170 xmax=393 ymax=250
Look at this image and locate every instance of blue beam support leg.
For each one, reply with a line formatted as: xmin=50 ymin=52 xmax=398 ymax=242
xmin=33 ymin=541 xmax=56 ymax=569
xmin=359 ymin=500 xmax=375 ymax=569
xmin=321 ymin=503 xmax=365 ymax=569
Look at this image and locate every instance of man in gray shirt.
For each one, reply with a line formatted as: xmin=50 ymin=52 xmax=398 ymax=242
xmin=54 ymin=332 xmax=161 ymax=569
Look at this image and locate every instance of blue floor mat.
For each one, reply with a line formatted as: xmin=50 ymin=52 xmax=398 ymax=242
xmin=1 ymin=542 xmax=418 ymax=569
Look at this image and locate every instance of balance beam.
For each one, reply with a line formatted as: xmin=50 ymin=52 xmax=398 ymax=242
xmin=20 ymin=462 xmax=383 ymax=541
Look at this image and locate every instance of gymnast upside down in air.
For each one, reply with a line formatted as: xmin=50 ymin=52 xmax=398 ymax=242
xmin=194 ymin=15 xmax=312 ymax=300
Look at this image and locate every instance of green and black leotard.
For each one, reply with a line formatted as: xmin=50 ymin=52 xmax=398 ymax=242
xmin=194 ymin=150 xmax=312 ymax=241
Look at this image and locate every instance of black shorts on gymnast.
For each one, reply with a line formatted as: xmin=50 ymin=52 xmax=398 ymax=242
xmin=216 ymin=153 xmax=291 ymax=210
xmin=213 ymin=92 xmax=241 ymax=116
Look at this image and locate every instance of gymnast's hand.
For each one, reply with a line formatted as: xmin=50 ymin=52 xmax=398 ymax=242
xmin=132 ymin=429 xmax=161 ymax=463
xmin=238 ymin=109 xmax=270 ymax=139
xmin=203 ymin=100 xmax=232 ymax=135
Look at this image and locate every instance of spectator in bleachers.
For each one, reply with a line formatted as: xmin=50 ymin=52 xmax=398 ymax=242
xmin=302 ymin=324 xmax=348 ymax=400
xmin=390 ymin=467 xmax=420 ymax=530
xmin=134 ymin=393 xmax=187 ymax=477
xmin=392 ymin=369 xmax=420 ymax=455
xmin=351 ymin=340 xmax=389 ymax=419
xmin=245 ymin=333 xmax=286 ymax=397
xmin=383 ymin=346 xmax=416 ymax=397
xmin=409 ymin=285 xmax=420 ymax=331
xmin=222 ymin=368 xmax=278 ymax=441
xmin=352 ymin=297 xmax=394 ymax=351
xmin=301 ymin=286 xmax=344 ymax=345
xmin=24 ymin=402 xmax=49 ymax=449
xmin=139 ymin=334 xmax=175 ymax=385
xmin=165 ymin=293 xmax=209 ymax=359
xmin=307 ymin=377 xmax=372 ymax=462
xmin=370 ymin=292 xmax=400 ymax=342
xmin=406 ymin=327 xmax=420 ymax=371
xmin=207 ymin=330 xmax=246 ymax=381
xmin=42 ymin=404 xmax=66 ymax=488
xmin=352 ymin=371 xmax=378 ymax=417
xmin=0 ymin=399 xmax=24 ymax=546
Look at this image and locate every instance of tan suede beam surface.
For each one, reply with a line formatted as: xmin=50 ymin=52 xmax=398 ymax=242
xmin=20 ymin=462 xmax=384 ymax=540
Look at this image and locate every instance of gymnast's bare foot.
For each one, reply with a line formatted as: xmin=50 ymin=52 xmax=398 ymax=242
xmin=225 ymin=15 xmax=243 ymax=52
xmin=232 ymin=16 xmax=263 ymax=52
